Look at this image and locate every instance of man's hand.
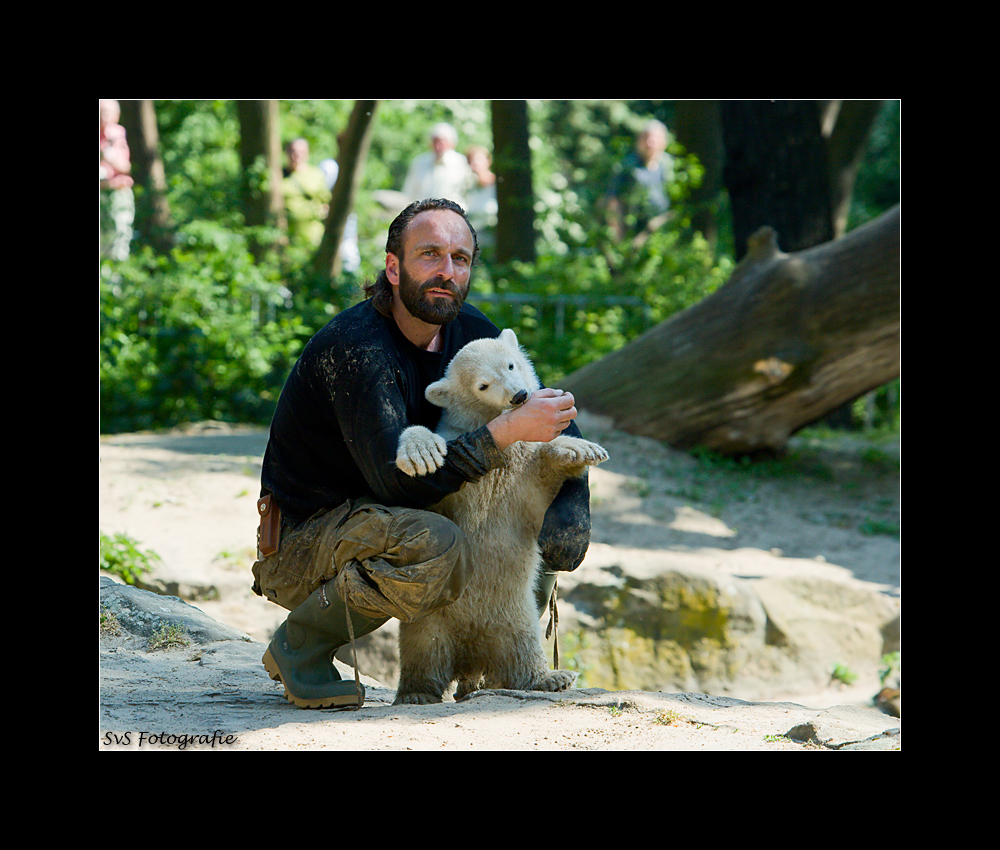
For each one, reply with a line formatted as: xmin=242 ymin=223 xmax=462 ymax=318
xmin=487 ymin=388 xmax=578 ymax=450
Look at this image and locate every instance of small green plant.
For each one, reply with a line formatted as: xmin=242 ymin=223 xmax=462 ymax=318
xmin=830 ymin=663 xmax=858 ymax=686
xmin=860 ymin=518 xmax=900 ymax=538
xmin=148 ymin=622 xmax=190 ymax=651
xmin=654 ymin=709 xmax=683 ymax=726
xmin=879 ymin=651 xmax=901 ymax=686
xmin=100 ymin=532 xmax=161 ymax=585
xmin=100 ymin=607 xmax=122 ymax=636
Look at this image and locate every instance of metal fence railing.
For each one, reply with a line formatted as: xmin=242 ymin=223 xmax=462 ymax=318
xmin=472 ymin=292 xmax=653 ymax=338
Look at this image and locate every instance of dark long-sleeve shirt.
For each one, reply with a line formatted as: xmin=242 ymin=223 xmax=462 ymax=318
xmin=261 ymin=298 xmax=591 ymax=571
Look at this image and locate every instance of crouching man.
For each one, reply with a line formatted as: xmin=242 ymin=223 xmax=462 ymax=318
xmin=252 ymin=198 xmax=592 ymax=708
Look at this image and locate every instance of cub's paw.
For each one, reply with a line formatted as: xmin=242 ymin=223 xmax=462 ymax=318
xmin=532 ymin=669 xmax=578 ymax=692
xmin=393 ymin=691 xmax=444 ymax=706
xmin=392 ymin=691 xmax=444 ymax=705
xmin=549 ymin=436 xmax=609 ymax=467
xmin=396 ymin=426 xmax=448 ymax=477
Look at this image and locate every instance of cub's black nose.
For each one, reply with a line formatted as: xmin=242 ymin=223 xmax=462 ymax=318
xmin=511 ymin=390 xmax=529 ymax=406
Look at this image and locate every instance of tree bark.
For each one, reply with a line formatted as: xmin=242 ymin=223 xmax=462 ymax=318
xmin=491 ymin=100 xmax=536 ymax=264
xmin=672 ymin=99 xmax=886 ymax=254
xmin=312 ymin=100 xmax=378 ymax=280
xmin=563 ymin=205 xmax=900 ymax=455
xmin=236 ymin=100 xmax=286 ymax=248
xmin=722 ymin=100 xmax=835 ymax=260
xmin=118 ymin=99 xmax=174 ymax=254
xmin=672 ymin=100 xmax=725 ymax=249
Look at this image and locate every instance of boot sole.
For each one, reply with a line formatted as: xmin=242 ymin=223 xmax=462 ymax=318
xmin=262 ymin=647 xmax=364 ymax=709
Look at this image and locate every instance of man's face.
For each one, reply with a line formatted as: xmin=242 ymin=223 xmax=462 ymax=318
xmin=638 ymin=128 xmax=666 ymax=161
xmin=431 ymin=134 xmax=452 ymax=159
xmin=390 ymin=211 xmax=475 ymax=325
xmin=288 ymin=139 xmax=308 ymax=170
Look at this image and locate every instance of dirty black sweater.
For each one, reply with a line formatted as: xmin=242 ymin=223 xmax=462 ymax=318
xmin=261 ymin=298 xmax=592 ymax=571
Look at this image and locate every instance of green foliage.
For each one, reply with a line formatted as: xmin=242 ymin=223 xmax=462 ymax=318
xmin=100 ymin=223 xmax=323 ymax=433
xmin=859 ymin=518 xmax=900 ymax=539
xmin=99 ymin=531 xmax=161 ymax=585
xmin=879 ymin=651 xmax=900 ymax=686
xmin=480 ymin=105 xmax=734 ymax=383
xmin=476 ymin=222 xmax=732 ymax=385
xmin=102 ymin=100 xmax=737 ymax=430
xmin=848 ymin=100 xmax=900 ymax=230
xmin=831 ymin=663 xmax=859 ymax=686
xmin=154 ymin=101 xmax=244 ymax=228
xmin=101 ymin=100 xmax=898 ymax=435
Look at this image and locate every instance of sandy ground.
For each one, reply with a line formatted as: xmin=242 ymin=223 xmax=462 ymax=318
xmin=98 ymin=415 xmax=900 ymax=751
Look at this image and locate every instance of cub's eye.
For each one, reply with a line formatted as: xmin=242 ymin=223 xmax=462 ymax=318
xmin=508 ymin=363 xmax=514 ymax=370
xmin=478 ymin=383 xmax=489 ymax=391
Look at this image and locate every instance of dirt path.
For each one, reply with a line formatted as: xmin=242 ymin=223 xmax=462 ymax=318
xmin=99 ymin=416 xmax=900 ymax=750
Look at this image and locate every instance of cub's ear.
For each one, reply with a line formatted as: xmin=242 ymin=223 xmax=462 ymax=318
xmin=425 ymin=378 xmax=452 ymax=407
xmin=498 ymin=328 xmax=519 ymax=349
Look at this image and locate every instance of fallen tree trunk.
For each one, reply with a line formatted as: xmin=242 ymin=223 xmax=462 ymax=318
xmin=563 ymin=205 xmax=900 ymax=454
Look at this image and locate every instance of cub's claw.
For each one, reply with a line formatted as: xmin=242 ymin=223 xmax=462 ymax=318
xmin=396 ymin=426 xmax=448 ymax=477
xmin=532 ymin=669 xmax=578 ymax=692
xmin=549 ymin=436 xmax=609 ymax=466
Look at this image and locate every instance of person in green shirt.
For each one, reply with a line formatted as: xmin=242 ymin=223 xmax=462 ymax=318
xmin=283 ymin=138 xmax=331 ymax=247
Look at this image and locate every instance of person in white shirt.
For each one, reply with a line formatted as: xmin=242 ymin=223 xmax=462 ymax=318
xmin=403 ymin=122 xmax=474 ymax=209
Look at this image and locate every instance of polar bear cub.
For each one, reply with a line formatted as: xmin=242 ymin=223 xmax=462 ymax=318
xmin=393 ymin=328 xmax=608 ymax=705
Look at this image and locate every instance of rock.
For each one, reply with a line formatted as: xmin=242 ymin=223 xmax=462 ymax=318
xmin=558 ymin=561 xmax=767 ymax=694
xmin=785 ymin=704 xmax=901 ymax=749
xmin=555 ymin=548 xmax=899 ymax=701
xmin=100 ymin=576 xmax=252 ymax=645
xmin=874 ymin=687 xmax=900 ymax=718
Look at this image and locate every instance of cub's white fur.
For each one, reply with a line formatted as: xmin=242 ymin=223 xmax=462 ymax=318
xmin=394 ymin=329 xmax=608 ymax=704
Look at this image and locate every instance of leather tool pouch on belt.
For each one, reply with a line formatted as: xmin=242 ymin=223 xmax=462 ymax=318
xmin=257 ymin=493 xmax=281 ymax=557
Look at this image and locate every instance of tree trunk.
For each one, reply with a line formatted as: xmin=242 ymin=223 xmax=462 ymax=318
xmin=821 ymin=100 xmax=884 ymax=237
xmin=673 ymin=99 xmax=886 ymax=255
xmin=721 ymin=100 xmax=835 ymax=260
xmin=562 ymin=205 xmax=900 ymax=455
xmin=672 ymin=100 xmax=725 ymax=249
xmin=236 ymin=100 xmax=286 ymax=255
xmin=118 ymin=99 xmax=174 ymax=254
xmin=312 ymin=100 xmax=378 ymax=280
xmin=491 ymin=100 xmax=536 ymax=264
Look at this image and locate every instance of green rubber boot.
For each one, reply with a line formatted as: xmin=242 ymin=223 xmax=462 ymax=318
xmin=536 ymin=565 xmax=567 ymax=668
xmin=535 ymin=567 xmax=558 ymax=619
xmin=262 ymin=582 xmax=388 ymax=709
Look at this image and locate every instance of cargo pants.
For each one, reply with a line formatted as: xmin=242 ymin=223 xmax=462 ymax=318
xmin=251 ymin=497 xmax=472 ymax=624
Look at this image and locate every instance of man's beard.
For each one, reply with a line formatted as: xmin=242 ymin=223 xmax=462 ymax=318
xmin=397 ymin=264 xmax=468 ymax=325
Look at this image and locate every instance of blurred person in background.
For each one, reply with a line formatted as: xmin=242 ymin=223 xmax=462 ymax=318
xmin=605 ymin=119 xmax=674 ymax=246
xmin=402 ymin=122 xmax=474 ymax=209
xmin=99 ymin=99 xmax=135 ymax=261
xmin=464 ymin=144 xmax=498 ymax=245
xmin=283 ymin=138 xmax=331 ymax=248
